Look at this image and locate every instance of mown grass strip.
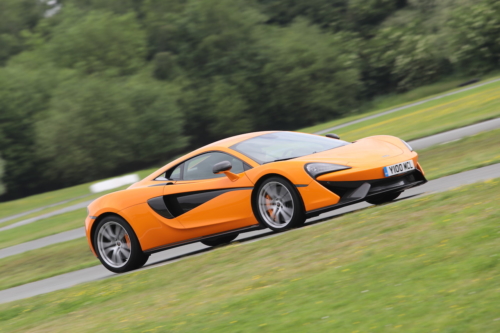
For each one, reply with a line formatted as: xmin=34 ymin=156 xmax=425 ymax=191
xmin=0 ymin=238 xmax=98 ymax=291
xmin=334 ymin=82 xmax=500 ymax=142
xmin=0 ymin=167 xmax=158 ymax=222
xmin=0 ymin=179 xmax=498 ymax=332
xmin=418 ymin=127 xmax=500 ymax=180
xmin=299 ymin=76 xmax=484 ymax=134
xmin=0 ymin=209 xmax=86 ymax=250
xmin=301 ymin=77 xmax=500 ymax=141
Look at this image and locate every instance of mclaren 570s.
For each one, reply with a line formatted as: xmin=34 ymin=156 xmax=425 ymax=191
xmin=85 ymin=131 xmax=427 ymax=272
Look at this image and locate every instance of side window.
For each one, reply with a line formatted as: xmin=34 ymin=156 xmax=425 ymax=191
xmin=183 ymin=152 xmax=246 ymax=181
xmin=167 ymin=163 xmax=183 ymax=180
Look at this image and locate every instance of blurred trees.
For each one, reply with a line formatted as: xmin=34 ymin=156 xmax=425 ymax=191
xmin=0 ymin=66 xmax=58 ymax=198
xmin=0 ymin=0 xmax=497 ymax=200
xmin=449 ymin=0 xmax=500 ymax=74
xmin=46 ymin=8 xmax=147 ymax=76
xmin=36 ymin=75 xmax=186 ymax=186
xmin=0 ymin=0 xmax=45 ymax=64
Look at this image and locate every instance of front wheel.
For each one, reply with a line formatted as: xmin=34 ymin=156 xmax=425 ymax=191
xmin=253 ymin=177 xmax=305 ymax=231
xmin=366 ymin=191 xmax=402 ymax=205
xmin=94 ymin=216 xmax=150 ymax=273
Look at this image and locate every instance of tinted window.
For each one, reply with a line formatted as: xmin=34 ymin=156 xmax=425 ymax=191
xmin=155 ymin=163 xmax=183 ymax=181
xmin=168 ymin=164 xmax=183 ymax=180
xmin=230 ymin=132 xmax=350 ymax=164
xmin=183 ymin=152 xmax=246 ymax=181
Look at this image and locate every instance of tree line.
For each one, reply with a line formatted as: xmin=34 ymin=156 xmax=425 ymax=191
xmin=0 ymin=0 xmax=499 ymax=201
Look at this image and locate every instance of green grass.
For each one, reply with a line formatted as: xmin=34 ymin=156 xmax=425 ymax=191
xmin=0 ymin=238 xmax=99 ymax=291
xmin=299 ymin=76 xmax=479 ymax=134
xmin=0 ymin=184 xmax=91 ymax=221
xmin=0 ymin=179 xmax=499 ymax=332
xmin=300 ymin=76 xmax=500 ymax=139
xmin=0 ymin=209 xmax=86 ymax=250
xmin=0 ymin=194 xmax=98 ymax=229
xmin=0 ymin=167 xmax=158 ymax=222
xmin=419 ymin=128 xmax=500 ymax=180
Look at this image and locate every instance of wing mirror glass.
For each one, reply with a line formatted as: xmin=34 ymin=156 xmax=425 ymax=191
xmin=213 ymin=161 xmax=232 ymax=174
xmin=326 ymin=133 xmax=340 ymax=139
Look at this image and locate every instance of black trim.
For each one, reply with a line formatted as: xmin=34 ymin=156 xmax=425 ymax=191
xmin=148 ymin=187 xmax=254 ymax=219
xmin=295 ymin=184 xmax=308 ymax=188
xmin=89 ymin=216 xmax=97 ymax=219
xmin=147 ymin=197 xmax=174 ymax=219
xmin=144 ymin=225 xmax=262 ymax=254
xmin=148 ymin=182 xmax=174 ymax=187
xmin=304 ymin=163 xmax=351 ymax=178
xmin=305 ymin=170 xmax=427 ymax=218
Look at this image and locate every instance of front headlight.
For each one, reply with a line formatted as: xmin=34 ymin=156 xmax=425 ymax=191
xmin=305 ymin=163 xmax=351 ymax=178
xmin=401 ymin=140 xmax=413 ymax=152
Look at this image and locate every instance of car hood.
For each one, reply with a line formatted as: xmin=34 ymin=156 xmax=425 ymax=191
xmin=295 ymin=137 xmax=404 ymax=167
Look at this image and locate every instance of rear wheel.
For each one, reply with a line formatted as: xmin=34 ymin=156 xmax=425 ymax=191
xmin=201 ymin=234 xmax=239 ymax=247
xmin=366 ymin=191 xmax=401 ymax=205
xmin=94 ymin=216 xmax=150 ymax=273
xmin=253 ymin=176 xmax=305 ymax=231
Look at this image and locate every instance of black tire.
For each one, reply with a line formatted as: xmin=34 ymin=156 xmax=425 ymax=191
xmin=93 ymin=215 xmax=150 ymax=273
xmin=366 ymin=191 xmax=402 ymax=205
xmin=252 ymin=176 xmax=305 ymax=231
xmin=201 ymin=233 xmax=239 ymax=247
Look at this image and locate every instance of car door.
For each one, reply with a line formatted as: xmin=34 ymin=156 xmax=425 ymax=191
xmin=162 ymin=151 xmax=257 ymax=229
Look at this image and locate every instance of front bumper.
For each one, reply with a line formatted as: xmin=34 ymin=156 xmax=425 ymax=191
xmin=305 ymin=169 xmax=427 ymax=218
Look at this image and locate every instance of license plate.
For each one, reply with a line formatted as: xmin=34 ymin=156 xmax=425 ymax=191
xmin=383 ymin=160 xmax=415 ymax=177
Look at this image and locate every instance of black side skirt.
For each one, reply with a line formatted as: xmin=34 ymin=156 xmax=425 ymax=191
xmin=144 ymin=225 xmax=262 ymax=254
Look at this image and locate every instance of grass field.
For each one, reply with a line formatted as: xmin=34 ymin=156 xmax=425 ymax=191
xmin=0 ymin=194 xmax=98 ymax=229
xmin=0 ymin=179 xmax=498 ymax=332
xmin=419 ymin=128 xmax=500 ymax=180
xmin=298 ymin=76 xmax=489 ymax=134
xmin=300 ymin=78 xmax=500 ymax=140
xmin=0 ymin=238 xmax=98 ymax=291
xmin=0 ymin=209 xmax=86 ymax=250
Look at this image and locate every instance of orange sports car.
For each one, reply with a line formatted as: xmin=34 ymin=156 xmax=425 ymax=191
xmin=85 ymin=131 xmax=426 ymax=272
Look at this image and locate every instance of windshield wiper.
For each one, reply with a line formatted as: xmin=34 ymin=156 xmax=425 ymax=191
xmin=264 ymin=157 xmax=300 ymax=164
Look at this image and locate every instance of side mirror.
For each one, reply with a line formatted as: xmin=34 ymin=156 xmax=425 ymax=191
xmin=213 ymin=161 xmax=232 ymax=174
xmin=326 ymin=133 xmax=340 ymax=139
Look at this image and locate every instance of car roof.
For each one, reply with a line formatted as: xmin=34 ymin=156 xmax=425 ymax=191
xmin=203 ymin=131 xmax=277 ymax=148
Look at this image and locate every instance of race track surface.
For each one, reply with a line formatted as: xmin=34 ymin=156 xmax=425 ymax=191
xmin=1 ymin=162 xmax=499 ymax=304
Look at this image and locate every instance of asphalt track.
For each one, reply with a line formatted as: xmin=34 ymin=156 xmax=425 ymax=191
xmin=315 ymin=77 xmax=500 ymax=134
xmin=1 ymin=162 xmax=499 ymax=304
xmin=1 ymin=116 xmax=499 ymax=238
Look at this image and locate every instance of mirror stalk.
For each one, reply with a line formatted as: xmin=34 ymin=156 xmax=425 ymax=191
xmin=221 ymin=171 xmax=240 ymax=182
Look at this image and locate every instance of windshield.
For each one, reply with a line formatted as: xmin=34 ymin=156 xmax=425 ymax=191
xmin=230 ymin=132 xmax=350 ymax=164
